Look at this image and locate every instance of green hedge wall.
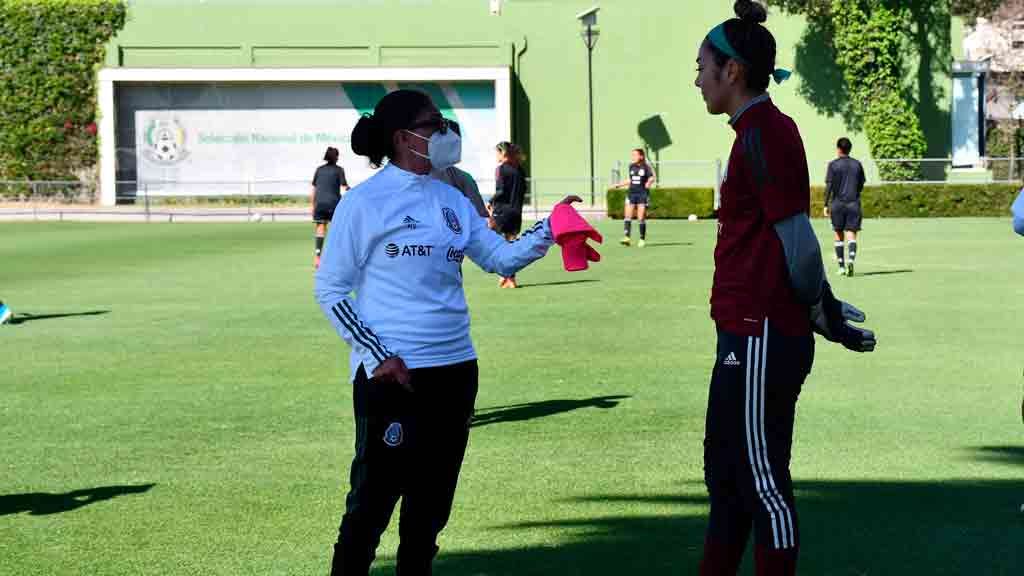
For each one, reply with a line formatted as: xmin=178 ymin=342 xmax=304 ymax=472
xmin=0 ymin=0 xmax=127 ymax=180
xmin=607 ymin=184 xmax=1021 ymax=219
xmin=606 ymin=187 xmax=715 ymax=219
xmin=986 ymin=123 xmax=1024 ymax=181
xmin=813 ymin=183 xmax=1022 ymax=218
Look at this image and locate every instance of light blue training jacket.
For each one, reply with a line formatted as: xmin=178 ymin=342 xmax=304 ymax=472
xmin=314 ymin=163 xmax=554 ymax=381
xmin=1013 ymin=187 xmax=1024 ymax=236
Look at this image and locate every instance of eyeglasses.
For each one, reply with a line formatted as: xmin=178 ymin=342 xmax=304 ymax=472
xmin=408 ymin=116 xmax=460 ymax=136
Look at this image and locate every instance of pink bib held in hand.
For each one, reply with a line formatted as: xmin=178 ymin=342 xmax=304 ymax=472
xmin=550 ymin=204 xmax=603 ymax=272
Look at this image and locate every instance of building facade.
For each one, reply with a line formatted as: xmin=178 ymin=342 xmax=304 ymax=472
xmin=98 ymin=0 xmax=958 ymax=205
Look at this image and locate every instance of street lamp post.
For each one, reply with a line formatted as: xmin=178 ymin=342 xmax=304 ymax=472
xmin=1013 ymin=101 xmax=1024 ymax=181
xmin=577 ymin=7 xmax=600 ymax=206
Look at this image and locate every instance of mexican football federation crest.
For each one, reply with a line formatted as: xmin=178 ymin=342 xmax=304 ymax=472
xmin=383 ymin=422 xmax=404 ymax=447
xmin=142 ymin=118 xmax=189 ymax=165
xmin=442 ymin=207 xmax=462 ymax=235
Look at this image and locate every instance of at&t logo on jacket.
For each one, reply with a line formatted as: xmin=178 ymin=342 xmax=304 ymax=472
xmin=385 ymin=243 xmax=435 ymax=258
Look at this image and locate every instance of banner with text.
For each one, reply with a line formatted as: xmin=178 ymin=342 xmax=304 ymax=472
xmin=134 ymin=82 xmax=499 ymax=196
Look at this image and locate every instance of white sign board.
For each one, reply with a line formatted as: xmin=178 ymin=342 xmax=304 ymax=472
xmin=135 ymin=105 xmax=498 ymax=196
xmin=136 ymin=109 xmax=360 ymax=195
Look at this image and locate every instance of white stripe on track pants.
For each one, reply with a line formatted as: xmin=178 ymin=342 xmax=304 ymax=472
xmin=703 ymin=321 xmax=814 ymax=552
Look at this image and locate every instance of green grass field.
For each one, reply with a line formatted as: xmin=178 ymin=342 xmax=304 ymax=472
xmin=1 ymin=218 xmax=1022 ymax=575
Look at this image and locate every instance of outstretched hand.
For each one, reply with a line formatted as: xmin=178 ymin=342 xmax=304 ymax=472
xmin=810 ymin=283 xmax=876 ymax=353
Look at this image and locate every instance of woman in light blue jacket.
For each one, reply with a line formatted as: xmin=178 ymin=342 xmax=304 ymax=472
xmin=1013 ymin=187 xmax=1024 ymax=236
xmin=315 ymin=89 xmax=578 ymax=576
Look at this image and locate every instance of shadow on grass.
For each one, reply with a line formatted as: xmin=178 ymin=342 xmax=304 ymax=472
xmin=0 ymin=483 xmax=155 ymax=516
xmin=514 ymin=279 xmax=600 ymax=289
xmin=973 ymin=446 xmax=1024 ymax=467
xmin=369 ymin=478 xmax=1023 ymax=575
xmin=857 ymin=269 xmax=914 ymax=278
xmin=471 ymin=395 xmax=630 ymax=428
xmin=9 ymin=310 xmax=110 ymax=325
xmin=637 ymin=241 xmax=693 ymax=248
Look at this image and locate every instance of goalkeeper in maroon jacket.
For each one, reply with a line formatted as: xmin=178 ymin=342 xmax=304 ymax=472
xmin=693 ymin=2 xmax=876 ymax=574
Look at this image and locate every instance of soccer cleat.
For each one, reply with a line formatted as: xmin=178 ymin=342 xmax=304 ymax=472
xmin=638 ymin=239 xmax=646 ymax=248
xmin=0 ymin=303 xmax=11 ymax=325
xmin=846 ymin=262 xmax=855 ymax=277
xmin=314 ymin=255 xmax=321 ymax=270
xmin=837 ymin=266 xmax=846 ymax=276
xmin=620 ymin=236 xmax=631 ymax=246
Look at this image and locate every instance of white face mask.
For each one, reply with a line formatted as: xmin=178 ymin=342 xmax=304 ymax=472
xmin=405 ymin=128 xmax=462 ymax=170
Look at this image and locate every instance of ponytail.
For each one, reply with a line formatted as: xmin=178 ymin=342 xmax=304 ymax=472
xmin=350 ymin=89 xmax=433 ymax=168
xmin=705 ymin=1 xmax=784 ymax=94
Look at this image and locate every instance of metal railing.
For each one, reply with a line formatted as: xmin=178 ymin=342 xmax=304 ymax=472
xmin=3 ymin=158 xmax=1020 ymax=222
xmin=520 ymin=177 xmax=610 ymax=220
xmin=612 ymin=159 xmax=722 ymax=188
xmin=0 ymin=177 xmax=612 ymax=222
xmin=609 ymin=157 xmax=1024 ymax=187
xmin=852 ymin=157 xmax=1024 ymax=184
xmin=611 ymin=159 xmax=724 ymax=209
xmin=0 ymin=179 xmax=309 ymax=222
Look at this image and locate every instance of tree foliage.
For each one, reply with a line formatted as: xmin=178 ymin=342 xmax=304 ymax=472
xmin=950 ymin=0 xmax=1003 ymax=20
xmin=0 ymin=0 xmax=127 ymax=180
xmin=830 ymin=1 xmax=927 ymax=179
xmin=769 ymin=0 xmax=930 ymax=178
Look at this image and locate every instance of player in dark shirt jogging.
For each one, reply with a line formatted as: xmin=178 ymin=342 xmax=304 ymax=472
xmin=693 ymin=2 xmax=876 ymax=575
xmin=312 ymin=147 xmax=350 ymax=269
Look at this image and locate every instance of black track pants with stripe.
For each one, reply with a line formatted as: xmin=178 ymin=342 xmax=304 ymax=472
xmin=330 ymin=360 xmax=478 ymax=576
xmin=703 ymin=322 xmax=814 ymax=555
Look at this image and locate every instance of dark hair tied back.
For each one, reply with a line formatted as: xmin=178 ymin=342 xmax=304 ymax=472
xmin=734 ymin=0 xmax=767 ymax=24
xmin=707 ymin=0 xmax=775 ymax=94
xmin=497 ymin=141 xmax=525 ymax=166
xmin=323 ymin=146 xmax=339 ymax=163
xmin=350 ymin=89 xmax=434 ymax=169
xmin=350 ymin=114 xmax=382 ymax=166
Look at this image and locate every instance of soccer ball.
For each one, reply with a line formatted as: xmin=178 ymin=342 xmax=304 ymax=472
xmin=154 ymin=129 xmax=180 ymax=162
xmin=249 ymin=212 xmax=263 ymax=223
xmin=688 ymin=214 xmax=698 ymax=221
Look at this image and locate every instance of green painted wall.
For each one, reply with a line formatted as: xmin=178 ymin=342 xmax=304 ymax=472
xmin=106 ymin=0 xmax=955 ymax=190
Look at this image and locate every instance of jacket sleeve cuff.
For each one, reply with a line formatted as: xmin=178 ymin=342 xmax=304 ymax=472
xmin=360 ymin=350 xmax=394 ymax=379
